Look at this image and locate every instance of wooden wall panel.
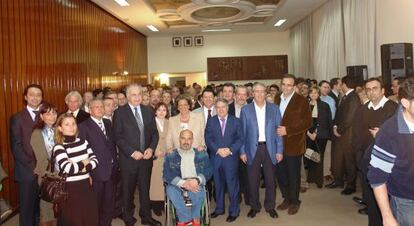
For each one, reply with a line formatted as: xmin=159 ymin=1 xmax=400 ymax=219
xmin=207 ymin=55 xmax=288 ymax=81
xmin=0 ymin=0 xmax=148 ymax=207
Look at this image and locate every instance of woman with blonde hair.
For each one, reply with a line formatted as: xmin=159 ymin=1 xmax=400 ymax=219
xmin=53 ymin=113 xmax=99 ymax=226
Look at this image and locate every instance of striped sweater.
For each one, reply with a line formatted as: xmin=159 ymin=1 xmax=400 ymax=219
xmin=53 ymin=136 xmax=98 ymax=182
xmin=367 ymin=106 xmax=414 ymax=200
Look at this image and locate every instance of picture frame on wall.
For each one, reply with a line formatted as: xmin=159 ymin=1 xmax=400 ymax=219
xmin=194 ymin=36 xmax=204 ymax=46
xmin=172 ymin=37 xmax=181 ymax=47
xmin=183 ymin=36 xmax=192 ymax=47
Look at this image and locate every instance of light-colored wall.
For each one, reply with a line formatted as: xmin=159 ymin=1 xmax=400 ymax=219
xmin=147 ymin=31 xmax=290 ymax=80
xmin=375 ymin=0 xmax=414 ymax=75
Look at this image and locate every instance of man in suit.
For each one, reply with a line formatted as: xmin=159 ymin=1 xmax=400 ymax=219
xmin=113 ymin=84 xmax=160 ymax=226
xmin=240 ymin=83 xmax=284 ymax=219
xmin=10 ymin=84 xmax=43 ymax=226
xmin=192 ymin=88 xmax=216 ymax=125
xmin=223 ymin=83 xmax=235 ymax=105
xmin=329 ymin=78 xmax=342 ymax=108
xmin=78 ymin=98 xmax=118 ymax=226
xmin=274 ymin=74 xmax=312 ymax=215
xmin=228 ymin=86 xmax=248 ymax=118
xmin=327 ymin=76 xmax=361 ymax=195
xmin=205 ymin=98 xmax=243 ymax=222
xmin=65 ymin=90 xmax=90 ymax=124
xmin=82 ymin=91 xmax=93 ymax=113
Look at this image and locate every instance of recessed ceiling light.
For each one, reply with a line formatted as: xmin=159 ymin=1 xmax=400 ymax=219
xmin=115 ymin=0 xmax=129 ymax=7
xmin=274 ymin=19 xmax=287 ymax=27
xmin=202 ymin=28 xmax=232 ymax=32
xmin=147 ymin=25 xmax=159 ymax=32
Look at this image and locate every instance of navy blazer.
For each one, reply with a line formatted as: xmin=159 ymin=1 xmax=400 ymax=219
xmin=205 ymin=114 xmax=243 ymax=168
xmin=79 ymin=117 xmax=118 ymax=182
xmin=240 ymin=102 xmax=284 ymax=165
xmin=10 ymin=108 xmax=37 ymax=181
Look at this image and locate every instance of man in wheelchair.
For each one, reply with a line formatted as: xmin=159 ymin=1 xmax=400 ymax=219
xmin=163 ymin=129 xmax=213 ymax=226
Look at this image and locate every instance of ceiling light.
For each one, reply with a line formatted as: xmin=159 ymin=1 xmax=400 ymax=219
xmin=147 ymin=25 xmax=159 ymax=32
xmin=274 ymin=19 xmax=287 ymax=27
xmin=202 ymin=28 xmax=232 ymax=32
xmin=115 ymin=0 xmax=129 ymax=7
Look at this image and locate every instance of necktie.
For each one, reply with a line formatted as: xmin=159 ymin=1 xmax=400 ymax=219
xmin=207 ymin=109 xmax=212 ymax=119
xmin=98 ymin=121 xmax=106 ymax=136
xmin=220 ymin=118 xmax=226 ymax=136
xmin=134 ymin=107 xmax=145 ymax=151
xmin=32 ymin=110 xmax=39 ymax=121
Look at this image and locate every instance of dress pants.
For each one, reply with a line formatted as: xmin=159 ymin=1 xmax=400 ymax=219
xmin=213 ymin=158 xmax=240 ymax=217
xmin=276 ymin=155 xmax=302 ymax=205
xmin=331 ymin=137 xmax=345 ymax=184
xmin=332 ymin=134 xmax=357 ymax=189
xmin=92 ymin=169 xmax=116 ymax=226
xmin=247 ymin=144 xmax=276 ymax=211
xmin=18 ymin=178 xmax=40 ymax=226
xmin=238 ymin=159 xmax=249 ymax=204
xmin=121 ymin=159 xmax=152 ymax=225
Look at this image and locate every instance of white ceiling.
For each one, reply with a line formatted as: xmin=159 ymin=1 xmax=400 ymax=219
xmin=91 ymin=0 xmax=328 ymax=36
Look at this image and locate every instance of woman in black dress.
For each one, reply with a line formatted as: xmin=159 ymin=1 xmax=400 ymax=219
xmin=306 ymin=87 xmax=333 ymax=188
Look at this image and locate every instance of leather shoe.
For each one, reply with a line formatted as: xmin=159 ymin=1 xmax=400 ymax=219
xmin=226 ymin=215 xmax=238 ymax=222
xmin=247 ymin=209 xmax=259 ymax=218
xmin=277 ymin=199 xmax=290 ymax=211
xmin=341 ymin=188 xmax=356 ymax=195
xmin=141 ymin=217 xmax=161 ymax=226
xmin=288 ymin=204 xmax=300 ymax=215
xmin=353 ymin=196 xmax=366 ymax=205
xmin=325 ymin=181 xmax=344 ymax=189
xmin=210 ymin=211 xmax=224 ymax=218
xmin=358 ymin=207 xmax=368 ymax=215
xmin=266 ymin=209 xmax=279 ymax=218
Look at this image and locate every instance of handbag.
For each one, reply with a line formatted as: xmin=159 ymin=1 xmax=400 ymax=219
xmin=39 ymin=147 xmax=68 ymax=204
xmin=304 ymin=148 xmax=321 ymax=163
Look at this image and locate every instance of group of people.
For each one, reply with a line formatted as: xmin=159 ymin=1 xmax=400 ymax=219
xmin=9 ymin=73 xmax=414 ymax=226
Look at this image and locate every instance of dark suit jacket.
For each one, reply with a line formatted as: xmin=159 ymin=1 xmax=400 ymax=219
xmin=113 ymin=104 xmax=159 ymax=170
xmin=275 ymin=93 xmax=312 ymax=156
xmin=10 ymin=108 xmax=37 ymax=181
xmin=228 ymin=102 xmax=235 ymax=117
xmin=205 ymin=115 xmax=243 ymax=168
xmin=75 ymin=109 xmax=90 ymax=124
xmin=79 ymin=117 xmax=118 ymax=182
xmin=328 ymin=91 xmax=340 ymax=109
xmin=314 ymin=100 xmax=333 ymax=139
xmin=334 ymin=90 xmax=360 ymax=136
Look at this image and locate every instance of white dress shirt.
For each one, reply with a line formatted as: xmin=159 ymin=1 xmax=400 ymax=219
xmin=203 ymin=106 xmax=215 ymax=123
xmin=235 ymin=103 xmax=246 ymax=118
xmin=254 ymin=102 xmax=267 ymax=142
xmin=368 ymin=96 xmax=389 ymax=111
xmin=26 ymin=106 xmax=39 ymax=121
xmin=279 ymin=91 xmax=295 ymax=118
xmin=67 ymin=108 xmax=80 ymax=118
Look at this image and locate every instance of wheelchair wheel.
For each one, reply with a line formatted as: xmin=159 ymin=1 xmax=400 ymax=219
xmin=200 ymin=192 xmax=210 ymax=226
xmin=165 ymin=199 xmax=177 ymax=226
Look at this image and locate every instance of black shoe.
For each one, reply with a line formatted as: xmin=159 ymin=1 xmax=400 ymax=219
xmin=325 ymin=181 xmax=344 ymax=189
xmin=266 ymin=209 xmax=279 ymax=218
xmin=210 ymin=211 xmax=224 ymax=218
xmin=353 ymin=196 xmax=366 ymax=205
xmin=247 ymin=209 xmax=259 ymax=218
xmin=341 ymin=188 xmax=356 ymax=195
xmin=358 ymin=207 xmax=368 ymax=215
xmin=226 ymin=215 xmax=239 ymax=222
xmin=141 ymin=217 xmax=162 ymax=226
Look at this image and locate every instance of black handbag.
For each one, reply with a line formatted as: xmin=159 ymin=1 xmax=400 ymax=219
xmin=39 ymin=147 xmax=68 ymax=204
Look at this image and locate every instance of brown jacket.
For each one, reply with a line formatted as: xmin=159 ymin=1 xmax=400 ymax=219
xmin=275 ymin=93 xmax=312 ymax=156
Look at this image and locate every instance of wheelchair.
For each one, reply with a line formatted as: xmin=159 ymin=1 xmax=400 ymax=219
xmin=164 ymin=184 xmax=211 ymax=226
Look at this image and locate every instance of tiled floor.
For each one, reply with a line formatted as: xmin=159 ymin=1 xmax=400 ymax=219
xmin=5 ymin=184 xmax=368 ymax=226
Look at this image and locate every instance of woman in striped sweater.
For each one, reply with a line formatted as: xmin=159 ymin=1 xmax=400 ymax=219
xmin=53 ymin=113 xmax=99 ymax=226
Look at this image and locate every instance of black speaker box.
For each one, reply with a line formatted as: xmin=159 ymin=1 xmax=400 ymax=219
xmin=347 ymin=65 xmax=368 ymax=87
xmin=381 ymin=43 xmax=413 ymax=86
